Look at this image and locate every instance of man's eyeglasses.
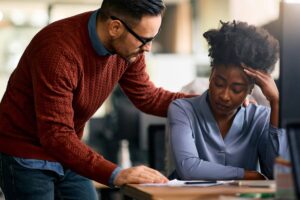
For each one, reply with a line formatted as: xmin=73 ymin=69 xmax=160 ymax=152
xmin=110 ymin=16 xmax=157 ymax=47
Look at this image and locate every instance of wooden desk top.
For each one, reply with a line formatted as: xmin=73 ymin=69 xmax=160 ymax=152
xmin=122 ymin=181 xmax=275 ymax=200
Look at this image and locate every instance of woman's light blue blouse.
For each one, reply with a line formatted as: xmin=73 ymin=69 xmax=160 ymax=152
xmin=167 ymin=90 xmax=288 ymax=180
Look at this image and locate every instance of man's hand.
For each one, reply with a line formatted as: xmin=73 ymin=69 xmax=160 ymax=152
xmin=113 ymin=165 xmax=168 ymax=186
xmin=243 ymin=170 xmax=267 ymax=180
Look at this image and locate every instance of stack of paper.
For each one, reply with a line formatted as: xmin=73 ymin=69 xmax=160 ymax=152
xmin=141 ymin=179 xmax=234 ymax=187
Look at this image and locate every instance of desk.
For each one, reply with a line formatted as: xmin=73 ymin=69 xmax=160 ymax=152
xmin=122 ymin=181 xmax=275 ymax=200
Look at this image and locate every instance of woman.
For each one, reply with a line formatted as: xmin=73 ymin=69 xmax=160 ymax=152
xmin=168 ymin=21 xmax=288 ymax=180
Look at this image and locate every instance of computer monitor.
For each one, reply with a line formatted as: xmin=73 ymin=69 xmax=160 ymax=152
xmin=279 ymin=1 xmax=300 ymax=198
xmin=279 ymin=2 xmax=300 ymax=127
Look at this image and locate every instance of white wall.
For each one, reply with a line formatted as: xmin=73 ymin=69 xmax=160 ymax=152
xmin=146 ymin=54 xmax=197 ymax=92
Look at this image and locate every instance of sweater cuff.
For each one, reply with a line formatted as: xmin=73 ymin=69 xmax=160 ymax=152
xmin=108 ymin=166 xmax=122 ymax=187
xmin=236 ymin=167 xmax=245 ymax=179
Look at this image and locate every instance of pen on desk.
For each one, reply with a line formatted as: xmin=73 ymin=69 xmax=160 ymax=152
xmin=184 ymin=181 xmax=217 ymax=185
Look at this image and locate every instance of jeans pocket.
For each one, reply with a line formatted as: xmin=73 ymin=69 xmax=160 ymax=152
xmin=0 ymin=153 xmax=20 ymax=199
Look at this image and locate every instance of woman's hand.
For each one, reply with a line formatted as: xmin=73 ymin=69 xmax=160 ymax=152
xmin=242 ymin=65 xmax=279 ymax=104
xmin=243 ymin=170 xmax=267 ymax=180
xmin=242 ymin=64 xmax=279 ymax=127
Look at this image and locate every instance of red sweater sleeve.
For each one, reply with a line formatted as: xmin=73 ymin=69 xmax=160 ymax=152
xmin=31 ymin=48 xmax=117 ymax=185
xmin=119 ymin=55 xmax=189 ymax=117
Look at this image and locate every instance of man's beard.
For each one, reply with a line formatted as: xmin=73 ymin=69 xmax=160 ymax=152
xmin=123 ymin=50 xmax=144 ymax=63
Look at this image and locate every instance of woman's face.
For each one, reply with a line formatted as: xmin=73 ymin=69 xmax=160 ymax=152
xmin=208 ymin=64 xmax=253 ymax=119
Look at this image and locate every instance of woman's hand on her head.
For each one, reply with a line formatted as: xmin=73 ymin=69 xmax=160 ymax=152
xmin=113 ymin=165 xmax=168 ymax=186
xmin=242 ymin=65 xmax=279 ymax=105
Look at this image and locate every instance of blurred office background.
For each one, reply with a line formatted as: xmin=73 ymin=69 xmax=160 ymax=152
xmin=0 ymin=0 xmax=282 ymax=199
xmin=0 ymin=0 xmax=281 ymax=98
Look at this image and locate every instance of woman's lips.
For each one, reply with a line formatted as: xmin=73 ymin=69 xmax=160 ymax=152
xmin=215 ymin=102 xmax=230 ymax=111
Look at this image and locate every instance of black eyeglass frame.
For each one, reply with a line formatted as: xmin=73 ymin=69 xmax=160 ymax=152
xmin=110 ymin=16 xmax=158 ymax=47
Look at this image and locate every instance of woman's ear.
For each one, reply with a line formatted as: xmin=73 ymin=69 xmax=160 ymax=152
xmin=248 ymin=84 xmax=255 ymax=94
xmin=209 ymin=67 xmax=215 ymax=82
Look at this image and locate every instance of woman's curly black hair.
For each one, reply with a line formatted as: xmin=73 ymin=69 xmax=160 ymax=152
xmin=203 ymin=21 xmax=279 ymax=73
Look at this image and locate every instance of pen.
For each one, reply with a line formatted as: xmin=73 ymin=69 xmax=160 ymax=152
xmin=184 ymin=181 xmax=217 ymax=185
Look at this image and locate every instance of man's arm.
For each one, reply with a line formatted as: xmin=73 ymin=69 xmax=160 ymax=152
xmin=119 ymin=55 xmax=191 ymax=117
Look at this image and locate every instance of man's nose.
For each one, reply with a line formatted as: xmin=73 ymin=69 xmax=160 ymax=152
xmin=141 ymin=42 xmax=152 ymax=52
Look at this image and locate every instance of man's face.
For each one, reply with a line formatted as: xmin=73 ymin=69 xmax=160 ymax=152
xmin=208 ymin=64 xmax=253 ymax=119
xmin=112 ymin=15 xmax=162 ymax=63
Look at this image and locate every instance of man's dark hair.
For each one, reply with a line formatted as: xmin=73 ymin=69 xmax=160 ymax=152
xmin=99 ymin=0 xmax=166 ymax=25
xmin=203 ymin=21 xmax=279 ymax=73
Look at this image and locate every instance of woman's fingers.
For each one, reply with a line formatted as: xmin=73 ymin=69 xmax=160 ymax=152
xmin=241 ymin=64 xmax=279 ymax=103
xmin=243 ymin=66 xmax=268 ymax=82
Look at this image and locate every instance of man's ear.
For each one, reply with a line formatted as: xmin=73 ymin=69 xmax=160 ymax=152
xmin=108 ymin=20 xmax=124 ymax=39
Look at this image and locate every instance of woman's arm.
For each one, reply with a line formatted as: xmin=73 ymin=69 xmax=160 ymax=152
xmin=243 ymin=65 xmax=291 ymax=180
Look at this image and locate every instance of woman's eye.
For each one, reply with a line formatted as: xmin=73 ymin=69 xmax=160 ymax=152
xmin=232 ymin=86 xmax=244 ymax=94
xmin=232 ymin=89 xmax=242 ymax=94
xmin=214 ymin=81 xmax=223 ymax=87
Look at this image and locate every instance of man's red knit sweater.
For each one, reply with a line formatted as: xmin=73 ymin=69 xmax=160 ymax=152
xmin=0 ymin=11 xmax=186 ymax=185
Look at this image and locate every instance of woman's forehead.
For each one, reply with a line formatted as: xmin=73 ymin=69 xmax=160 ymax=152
xmin=212 ymin=65 xmax=249 ymax=84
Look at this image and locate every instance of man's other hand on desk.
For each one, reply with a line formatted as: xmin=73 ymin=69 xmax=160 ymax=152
xmin=113 ymin=165 xmax=169 ymax=186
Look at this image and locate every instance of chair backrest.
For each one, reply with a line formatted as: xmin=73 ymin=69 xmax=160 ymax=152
xmin=148 ymin=124 xmax=166 ymax=174
xmin=164 ymin=123 xmax=176 ymax=176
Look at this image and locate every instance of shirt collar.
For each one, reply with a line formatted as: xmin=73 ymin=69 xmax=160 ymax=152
xmin=202 ymin=90 xmax=245 ymax=142
xmin=88 ymin=9 xmax=112 ymax=56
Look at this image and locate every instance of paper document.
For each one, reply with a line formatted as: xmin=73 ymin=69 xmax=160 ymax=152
xmin=141 ymin=179 xmax=233 ymax=187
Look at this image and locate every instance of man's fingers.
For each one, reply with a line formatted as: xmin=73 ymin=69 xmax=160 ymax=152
xmin=243 ymin=97 xmax=257 ymax=107
xmin=142 ymin=165 xmax=163 ymax=175
xmin=142 ymin=166 xmax=169 ymax=182
xmin=139 ymin=166 xmax=168 ymax=182
xmin=113 ymin=166 xmax=169 ymax=186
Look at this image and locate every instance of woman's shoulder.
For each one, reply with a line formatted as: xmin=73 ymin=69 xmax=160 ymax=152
xmin=244 ymin=104 xmax=271 ymax=123
xmin=245 ymin=104 xmax=270 ymax=114
xmin=168 ymin=95 xmax=207 ymax=120
xmin=171 ymin=95 xmax=204 ymax=109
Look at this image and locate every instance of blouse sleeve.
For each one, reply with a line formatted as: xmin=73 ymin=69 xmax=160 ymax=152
xmin=258 ymin=124 xmax=289 ymax=179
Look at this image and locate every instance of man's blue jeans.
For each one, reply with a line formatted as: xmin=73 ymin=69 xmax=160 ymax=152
xmin=0 ymin=153 xmax=99 ymax=200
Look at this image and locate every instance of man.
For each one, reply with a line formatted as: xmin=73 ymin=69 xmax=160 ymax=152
xmin=0 ymin=0 xmax=188 ymax=199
